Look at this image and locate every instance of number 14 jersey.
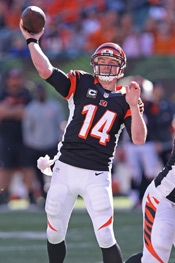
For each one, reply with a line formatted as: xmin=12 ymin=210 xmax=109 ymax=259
xmin=46 ymin=69 xmax=144 ymax=171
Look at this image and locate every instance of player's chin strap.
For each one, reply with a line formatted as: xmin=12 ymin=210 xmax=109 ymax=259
xmin=37 ymin=154 xmax=57 ymax=176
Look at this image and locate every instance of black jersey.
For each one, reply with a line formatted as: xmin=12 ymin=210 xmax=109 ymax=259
xmin=46 ymin=68 xmax=144 ymax=171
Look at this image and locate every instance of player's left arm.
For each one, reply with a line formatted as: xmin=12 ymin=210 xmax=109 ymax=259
xmin=125 ymin=81 xmax=147 ymax=145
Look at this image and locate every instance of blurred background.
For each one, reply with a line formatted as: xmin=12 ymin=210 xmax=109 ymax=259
xmin=1 ymin=0 xmax=175 ymax=210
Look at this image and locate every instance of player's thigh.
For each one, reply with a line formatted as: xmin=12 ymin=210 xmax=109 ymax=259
xmin=45 ymin=160 xmax=77 ymax=242
xmin=84 ymin=171 xmax=116 ymax=247
xmin=152 ymin=199 xmax=175 ymax=249
xmin=85 ymin=171 xmax=113 ymax=214
xmin=142 ymin=197 xmax=174 ymax=263
xmin=46 ymin=160 xmax=77 ymax=216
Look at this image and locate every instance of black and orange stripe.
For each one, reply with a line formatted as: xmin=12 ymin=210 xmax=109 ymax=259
xmin=143 ymin=194 xmax=163 ymax=263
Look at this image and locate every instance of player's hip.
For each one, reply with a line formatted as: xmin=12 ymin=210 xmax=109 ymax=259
xmin=50 ymin=160 xmax=112 ymax=195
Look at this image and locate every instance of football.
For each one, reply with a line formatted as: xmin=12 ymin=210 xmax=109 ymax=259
xmin=21 ymin=6 xmax=46 ymax=34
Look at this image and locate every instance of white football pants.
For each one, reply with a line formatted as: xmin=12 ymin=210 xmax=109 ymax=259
xmin=45 ymin=160 xmax=116 ymax=248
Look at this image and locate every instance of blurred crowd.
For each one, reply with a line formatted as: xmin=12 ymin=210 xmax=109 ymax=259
xmin=1 ymin=0 xmax=175 ymax=59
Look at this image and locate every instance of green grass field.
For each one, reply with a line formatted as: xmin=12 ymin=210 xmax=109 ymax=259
xmin=0 ymin=198 xmax=175 ymax=263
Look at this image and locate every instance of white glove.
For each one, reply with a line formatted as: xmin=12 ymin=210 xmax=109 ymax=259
xmin=37 ymin=154 xmax=57 ymax=176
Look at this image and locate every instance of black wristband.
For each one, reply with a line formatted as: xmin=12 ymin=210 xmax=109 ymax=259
xmin=26 ymin=38 xmax=39 ymax=45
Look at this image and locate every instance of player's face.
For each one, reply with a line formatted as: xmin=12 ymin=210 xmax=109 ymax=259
xmin=97 ymin=57 xmax=121 ymax=76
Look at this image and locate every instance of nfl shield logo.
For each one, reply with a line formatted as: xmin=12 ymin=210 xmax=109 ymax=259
xmin=103 ymin=93 xmax=109 ymax=98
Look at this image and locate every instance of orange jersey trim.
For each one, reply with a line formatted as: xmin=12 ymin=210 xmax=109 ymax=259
xmin=124 ymin=109 xmax=131 ymax=119
xmin=65 ymin=70 xmax=79 ymax=100
xmin=115 ymin=86 xmax=123 ymax=91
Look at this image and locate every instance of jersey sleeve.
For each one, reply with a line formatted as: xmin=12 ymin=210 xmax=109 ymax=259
xmin=45 ymin=68 xmax=71 ymax=97
xmin=45 ymin=68 xmax=83 ymax=99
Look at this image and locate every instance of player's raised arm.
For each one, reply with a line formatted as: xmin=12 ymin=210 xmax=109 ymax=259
xmin=19 ymin=19 xmax=53 ymax=80
xmin=125 ymin=81 xmax=147 ymax=145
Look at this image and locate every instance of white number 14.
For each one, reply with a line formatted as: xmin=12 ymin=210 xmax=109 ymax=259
xmin=78 ymin=104 xmax=117 ymax=146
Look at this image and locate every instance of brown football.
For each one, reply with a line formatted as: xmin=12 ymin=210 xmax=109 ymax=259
xmin=21 ymin=6 xmax=46 ymax=34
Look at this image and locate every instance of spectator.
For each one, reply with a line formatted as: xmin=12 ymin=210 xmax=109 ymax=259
xmin=0 ymin=0 xmax=8 ymax=29
xmin=120 ymin=13 xmax=135 ymax=44
xmin=139 ymin=17 xmax=155 ymax=57
xmin=122 ymin=28 xmax=142 ymax=58
xmin=0 ymin=68 xmax=36 ymax=206
xmin=8 ymin=33 xmax=30 ymax=58
xmin=46 ymin=0 xmax=82 ymax=24
xmin=153 ymin=20 xmax=175 ymax=55
xmin=84 ymin=9 xmax=121 ymax=53
xmin=22 ymin=83 xmax=66 ymax=202
xmin=145 ymin=80 xmax=174 ymax=165
xmin=4 ymin=0 xmax=23 ymax=30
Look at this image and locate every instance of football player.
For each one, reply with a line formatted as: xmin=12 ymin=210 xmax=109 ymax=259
xmin=19 ymin=20 xmax=147 ymax=263
xmin=125 ymin=139 xmax=175 ymax=263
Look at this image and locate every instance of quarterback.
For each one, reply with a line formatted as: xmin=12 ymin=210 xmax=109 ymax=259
xmin=19 ymin=20 xmax=147 ymax=263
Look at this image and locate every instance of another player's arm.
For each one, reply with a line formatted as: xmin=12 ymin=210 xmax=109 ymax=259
xmin=19 ymin=20 xmax=53 ymax=80
xmin=125 ymin=81 xmax=147 ymax=145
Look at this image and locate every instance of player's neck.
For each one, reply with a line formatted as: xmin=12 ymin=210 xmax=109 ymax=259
xmin=99 ymin=79 xmax=117 ymax=92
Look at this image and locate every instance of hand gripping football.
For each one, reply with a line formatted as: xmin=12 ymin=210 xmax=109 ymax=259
xmin=21 ymin=6 xmax=46 ymax=34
